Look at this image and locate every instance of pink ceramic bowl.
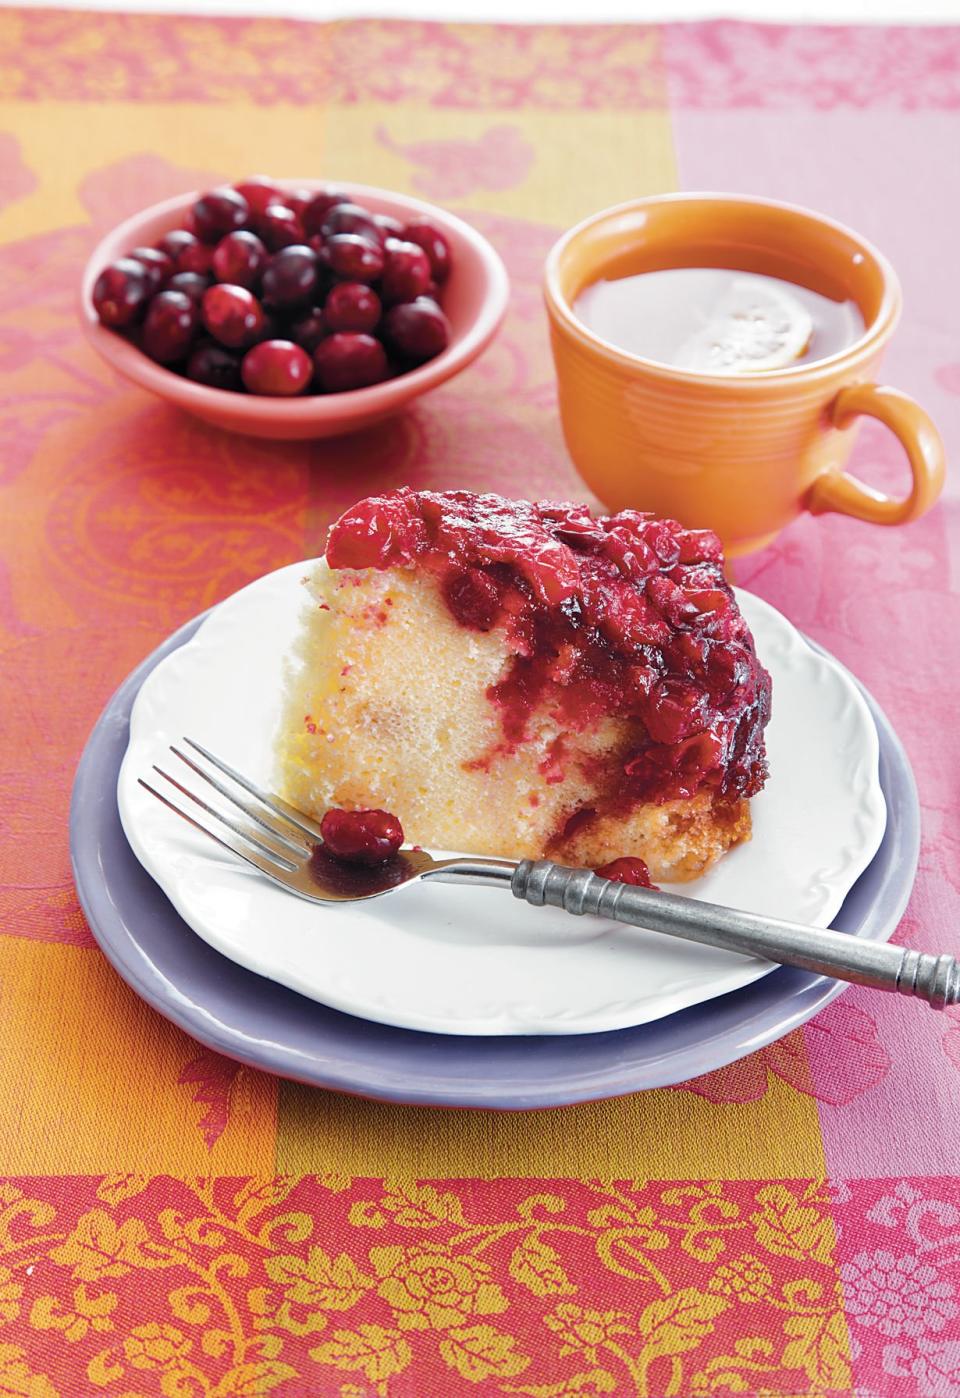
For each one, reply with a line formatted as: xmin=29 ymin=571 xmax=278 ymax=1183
xmin=79 ymin=181 xmax=509 ymax=440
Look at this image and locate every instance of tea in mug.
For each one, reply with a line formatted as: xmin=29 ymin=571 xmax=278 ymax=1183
xmin=573 ymin=267 xmax=865 ymax=374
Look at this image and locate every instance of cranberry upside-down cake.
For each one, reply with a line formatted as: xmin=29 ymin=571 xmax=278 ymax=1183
xmin=275 ymin=489 xmax=772 ymax=882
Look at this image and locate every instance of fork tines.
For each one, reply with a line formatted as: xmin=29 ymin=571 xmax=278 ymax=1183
xmin=138 ymin=737 xmax=320 ymax=880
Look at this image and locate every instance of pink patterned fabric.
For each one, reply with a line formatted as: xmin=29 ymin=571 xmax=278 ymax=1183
xmin=2 ymin=14 xmax=960 ymax=1396
xmin=665 ymin=21 xmax=960 ymax=108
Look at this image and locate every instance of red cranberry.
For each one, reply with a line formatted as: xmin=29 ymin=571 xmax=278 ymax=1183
xmin=177 ymin=241 xmax=215 ymax=276
xmin=166 ymin=271 xmax=210 ymax=303
xmin=201 ymin=284 xmax=265 ymax=350
xmin=186 ymin=340 xmax=242 ymax=391
xmin=256 ymin=310 xmax=282 ymax=343
xmin=141 ymin=290 xmax=198 ymax=363
xmin=127 ymin=246 xmax=173 ymax=293
xmin=380 ymin=239 xmax=432 ymax=304
xmin=382 ymin=297 xmax=450 ymax=363
xmin=324 ymin=281 xmax=381 ymax=333
xmin=374 ymin=212 xmax=405 ymax=239
xmin=320 ymin=807 xmax=404 ymax=865
xmin=241 ymin=339 xmax=312 ymax=395
xmin=289 ymin=308 xmax=328 ymax=354
xmin=285 ymin=188 xmax=314 ymax=219
xmin=191 ymin=187 xmax=250 ymax=244
xmin=324 ymin=233 xmax=384 ymax=283
xmin=212 ymin=230 xmax=267 ymax=289
xmin=442 ymin=568 xmax=502 ymax=631
xmin=232 ymin=176 xmax=280 ymax=216
xmin=157 ymin=229 xmax=197 ymax=262
xmin=401 ymin=218 xmax=452 ymax=283
xmin=313 ymin=333 xmax=388 ymax=392
xmin=92 ymin=258 xmax=151 ymax=327
xmin=255 ymin=203 xmax=304 ymax=252
xmin=594 ymin=857 xmax=654 ymax=888
xmin=303 ymin=188 xmax=351 ymax=235
xmin=261 ymin=245 xmax=318 ymax=309
xmin=319 ymin=202 xmax=384 ymax=246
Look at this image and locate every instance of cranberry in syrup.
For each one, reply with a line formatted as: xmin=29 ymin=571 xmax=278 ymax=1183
xmin=320 ymin=808 xmax=404 ymax=865
xmin=594 ymin=857 xmax=655 ymax=888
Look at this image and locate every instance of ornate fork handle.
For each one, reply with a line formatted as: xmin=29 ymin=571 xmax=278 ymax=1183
xmin=429 ymin=857 xmax=958 ymax=1009
xmin=512 ymin=860 xmax=960 ymax=1009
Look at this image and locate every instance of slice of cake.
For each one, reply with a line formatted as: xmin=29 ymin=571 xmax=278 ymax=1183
xmin=275 ymin=489 xmax=771 ymax=882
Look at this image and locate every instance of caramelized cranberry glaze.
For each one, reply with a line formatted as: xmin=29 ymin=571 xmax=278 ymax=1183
xmin=594 ymin=857 xmax=656 ymax=887
xmin=320 ymin=807 xmax=405 ymax=865
xmin=326 ymin=489 xmax=771 ymax=830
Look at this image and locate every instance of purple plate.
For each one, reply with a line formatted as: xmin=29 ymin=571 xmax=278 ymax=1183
xmin=70 ymin=612 xmax=919 ymax=1109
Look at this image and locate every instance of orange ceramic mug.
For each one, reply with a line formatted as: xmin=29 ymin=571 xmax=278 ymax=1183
xmin=544 ymin=193 xmax=945 ymax=556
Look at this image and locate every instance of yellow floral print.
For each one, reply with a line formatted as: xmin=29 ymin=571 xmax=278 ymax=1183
xmin=0 ymin=1175 xmax=850 ymax=1397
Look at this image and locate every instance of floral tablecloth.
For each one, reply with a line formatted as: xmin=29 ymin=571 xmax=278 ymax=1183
xmin=2 ymin=11 xmax=960 ymax=1395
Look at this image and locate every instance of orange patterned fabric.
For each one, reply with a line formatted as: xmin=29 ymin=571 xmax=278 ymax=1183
xmin=3 ymin=10 xmax=960 ymax=1395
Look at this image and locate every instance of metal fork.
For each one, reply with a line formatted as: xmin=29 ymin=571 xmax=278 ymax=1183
xmin=139 ymin=738 xmax=960 ymax=1010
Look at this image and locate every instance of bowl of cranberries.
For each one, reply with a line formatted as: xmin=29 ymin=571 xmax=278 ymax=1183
xmin=80 ymin=178 xmax=509 ymax=439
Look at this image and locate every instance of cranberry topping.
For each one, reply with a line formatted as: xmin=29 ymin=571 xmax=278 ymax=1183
xmin=325 ymin=490 xmax=772 ymax=810
xmin=594 ymin=857 xmax=655 ymax=888
xmin=320 ymin=807 xmax=404 ymax=865
xmin=308 ymin=845 xmax=409 ymax=895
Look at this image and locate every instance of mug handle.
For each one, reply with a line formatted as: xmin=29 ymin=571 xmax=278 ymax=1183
xmin=807 ymin=383 xmax=946 ymax=525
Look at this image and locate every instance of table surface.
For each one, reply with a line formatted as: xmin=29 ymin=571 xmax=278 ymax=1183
xmin=2 ymin=9 xmax=960 ymax=1396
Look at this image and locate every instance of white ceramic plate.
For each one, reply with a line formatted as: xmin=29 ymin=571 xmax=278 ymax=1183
xmin=118 ymin=563 xmax=886 ymax=1036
